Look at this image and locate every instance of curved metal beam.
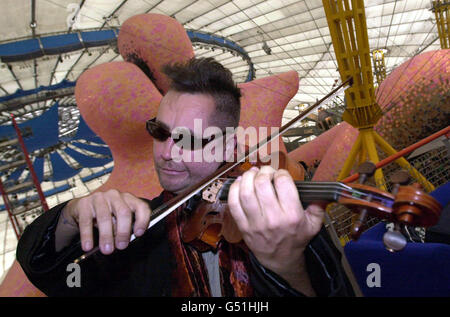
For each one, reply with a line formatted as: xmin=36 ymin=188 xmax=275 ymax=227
xmin=0 ymin=28 xmax=255 ymax=82
xmin=0 ymin=29 xmax=250 ymax=61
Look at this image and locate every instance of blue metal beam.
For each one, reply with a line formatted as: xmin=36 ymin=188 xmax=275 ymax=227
xmin=0 ymin=28 xmax=254 ymax=81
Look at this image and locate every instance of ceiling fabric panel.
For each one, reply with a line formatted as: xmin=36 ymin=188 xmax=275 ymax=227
xmin=63 ymin=146 xmax=112 ymax=168
xmin=48 ymin=151 xmax=79 ymax=181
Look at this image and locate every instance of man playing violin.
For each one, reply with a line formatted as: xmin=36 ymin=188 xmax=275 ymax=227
xmin=17 ymin=57 xmax=354 ymax=297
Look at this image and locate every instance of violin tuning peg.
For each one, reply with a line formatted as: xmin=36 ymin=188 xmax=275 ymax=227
xmin=358 ymin=161 xmax=377 ymax=176
xmin=390 ymin=170 xmax=410 ymax=196
xmin=357 ymin=161 xmax=377 ymax=184
xmin=350 ymin=222 xmax=364 ymax=240
xmin=390 ymin=170 xmax=410 ymax=185
xmin=382 ymin=228 xmax=407 ymax=252
xmin=350 ymin=209 xmax=368 ymax=240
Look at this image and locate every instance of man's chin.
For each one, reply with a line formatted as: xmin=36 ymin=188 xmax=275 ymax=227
xmin=158 ymin=174 xmax=189 ymax=194
xmin=161 ymin=183 xmax=184 ymax=193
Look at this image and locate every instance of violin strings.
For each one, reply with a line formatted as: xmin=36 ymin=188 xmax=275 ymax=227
xmin=215 ymin=178 xmax=388 ymax=206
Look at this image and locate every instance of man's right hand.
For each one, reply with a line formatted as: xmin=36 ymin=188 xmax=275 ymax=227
xmin=61 ymin=189 xmax=151 ymax=254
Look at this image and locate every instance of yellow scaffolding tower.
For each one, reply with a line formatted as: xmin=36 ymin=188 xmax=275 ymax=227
xmin=322 ymin=0 xmax=434 ymax=191
xmin=432 ymin=0 xmax=450 ymax=49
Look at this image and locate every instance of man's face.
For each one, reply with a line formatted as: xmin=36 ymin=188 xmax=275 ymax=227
xmin=153 ymin=90 xmax=228 ymax=194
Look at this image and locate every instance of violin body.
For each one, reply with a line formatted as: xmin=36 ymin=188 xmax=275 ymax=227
xmin=181 ymin=151 xmax=305 ymax=251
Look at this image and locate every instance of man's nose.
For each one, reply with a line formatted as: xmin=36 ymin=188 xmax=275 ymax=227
xmin=160 ymin=138 xmax=182 ymax=161
xmin=160 ymin=137 xmax=174 ymax=160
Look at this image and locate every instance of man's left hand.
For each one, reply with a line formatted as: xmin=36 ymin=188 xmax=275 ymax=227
xmin=227 ymin=165 xmax=326 ymax=293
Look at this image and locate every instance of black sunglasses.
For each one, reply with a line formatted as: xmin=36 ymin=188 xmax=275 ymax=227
xmin=146 ymin=118 xmax=222 ymax=150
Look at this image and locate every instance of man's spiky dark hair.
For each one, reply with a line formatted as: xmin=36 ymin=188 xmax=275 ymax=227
xmin=162 ymin=57 xmax=241 ymax=128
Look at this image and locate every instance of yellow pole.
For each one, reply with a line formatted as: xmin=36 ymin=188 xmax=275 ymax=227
xmin=433 ymin=0 xmax=450 ymax=49
xmin=373 ymin=132 xmax=435 ymax=192
xmin=358 ymin=142 xmax=367 ymax=165
xmin=360 ymin=129 xmax=386 ymax=190
xmin=338 ymin=133 xmax=363 ymax=180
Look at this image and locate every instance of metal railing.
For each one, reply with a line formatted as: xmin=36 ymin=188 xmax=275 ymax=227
xmin=327 ymin=126 xmax=449 ymax=244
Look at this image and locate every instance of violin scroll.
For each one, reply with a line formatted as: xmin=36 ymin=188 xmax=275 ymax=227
xmin=344 ymin=163 xmax=442 ymax=251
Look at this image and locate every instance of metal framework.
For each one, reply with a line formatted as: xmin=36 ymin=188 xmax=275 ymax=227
xmin=0 ymin=114 xmax=48 ymax=238
xmin=331 ymin=126 xmax=450 ymax=244
xmin=432 ymin=0 xmax=450 ymax=49
xmin=322 ymin=0 xmax=434 ymax=192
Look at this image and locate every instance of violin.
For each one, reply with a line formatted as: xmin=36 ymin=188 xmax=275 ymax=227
xmin=180 ymin=153 xmax=442 ymax=252
xmin=73 ymin=77 xmax=442 ymax=263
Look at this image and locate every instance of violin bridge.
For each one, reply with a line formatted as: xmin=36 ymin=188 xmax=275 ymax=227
xmin=202 ymin=180 xmax=224 ymax=203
